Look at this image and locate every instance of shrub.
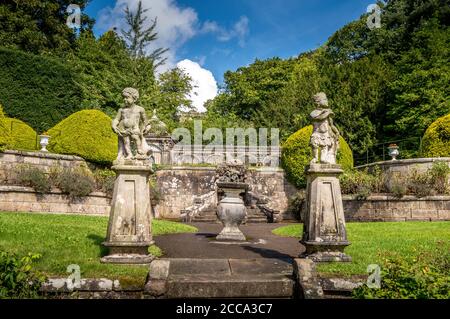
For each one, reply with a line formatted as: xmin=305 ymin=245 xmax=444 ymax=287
xmin=47 ymin=110 xmax=118 ymax=165
xmin=353 ymin=246 xmax=450 ymax=299
xmin=0 ymin=47 xmax=84 ymax=133
xmin=281 ymin=125 xmax=354 ymax=188
xmin=0 ymin=252 xmax=46 ymax=299
xmin=429 ymin=161 xmax=450 ymax=195
xmin=421 ymin=114 xmax=450 ymax=158
xmin=3 ymin=118 xmax=38 ymax=151
xmin=56 ymin=167 xmax=95 ymax=198
xmin=340 ymin=169 xmax=376 ymax=200
xmin=0 ymin=103 xmax=12 ymax=151
xmin=16 ymin=166 xmax=51 ymax=194
xmin=93 ymin=168 xmax=116 ymax=196
xmin=407 ymin=169 xmax=434 ymax=198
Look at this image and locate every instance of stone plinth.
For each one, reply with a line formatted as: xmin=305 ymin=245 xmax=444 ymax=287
xmin=216 ymin=182 xmax=248 ymax=241
xmin=300 ymin=164 xmax=351 ymax=262
xmin=101 ymin=161 xmax=154 ymax=264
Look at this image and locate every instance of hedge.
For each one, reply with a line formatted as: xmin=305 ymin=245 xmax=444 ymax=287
xmin=421 ymin=114 xmax=450 ymax=158
xmin=281 ymin=125 xmax=354 ymax=188
xmin=0 ymin=104 xmax=12 ymax=151
xmin=47 ymin=110 xmax=117 ymax=165
xmin=3 ymin=118 xmax=38 ymax=151
xmin=0 ymin=47 xmax=84 ymax=133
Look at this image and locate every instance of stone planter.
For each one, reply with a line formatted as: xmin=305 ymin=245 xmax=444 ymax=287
xmin=216 ymin=182 xmax=248 ymax=241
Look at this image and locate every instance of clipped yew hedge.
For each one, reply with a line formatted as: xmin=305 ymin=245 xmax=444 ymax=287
xmin=421 ymin=114 xmax=450 ymax=158
xmin=281 ymin=125 xmax=354 ymax=188
xmin=3 ymin=118 xmax=38 ymax=151
xmin=47 ymin=110 xmax=117 ymax=165
xmin=0 ymin=104 xmax=12 ymax=151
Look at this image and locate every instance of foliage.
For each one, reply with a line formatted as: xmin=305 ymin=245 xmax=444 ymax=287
xmin=281 ymin=125 xmax=354 ymax=188
xmin=0 ymin=0 xmax=93 ymax=54
xmin=3 ymin=118 xmax=38 ymax=151
xmin=421 ymin=114 xmax=450 ymax=157
xmin=0 ymin=103 xmax=12 ymax=151
xmin=122 ymin=0 xmax=168 ymax=66
xmin=93 ymin=168 xmax=116 ymax=196
xmin=271 ymin=221 xmax=450 ymax=276
xmin=47 ymin=110 xmax=118 ymax=165
xmin=16 ymin=166 xmax=51 ymax=194
xmin=0 ymin=47 xmax=84 ymax=132
xmin=340 ymin=168 xmax=384 ymax=200
xmin=55 ymin=167 xmax=95 ymax=198
xmin=353 ymin=247 xmax=450 ymax=299
xmin=0 ymin=213 xmax=197 ymax=282
xmin=0 ymin=251 xmax=46 ymax=299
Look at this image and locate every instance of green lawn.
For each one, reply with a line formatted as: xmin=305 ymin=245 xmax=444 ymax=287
xmin=272 ymin=221 xmax=450 ymax=276
xmin=0 ymin=212 xmax=197 ymax=286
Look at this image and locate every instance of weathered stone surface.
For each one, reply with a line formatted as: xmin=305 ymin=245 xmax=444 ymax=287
xmin=293 ymin=259 xmax=324 ymax=299
xmin=102 ymin=164 xmax=154 ymax=264
xmin=216 ymin=182 xmax=247 ymax=241
xmin=301 ymin=164 xmax=351 ymax=262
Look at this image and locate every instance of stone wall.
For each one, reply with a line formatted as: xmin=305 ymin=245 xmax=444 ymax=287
xmin=152 ymin=167 xmax=298 ymax=221
xmin=0 ymin=150 xmax=87 ymax=184
xmin=343 ymin=195 xmax=450 ymax=222
xmin=0 ymin=186 xmax=110 ymax=215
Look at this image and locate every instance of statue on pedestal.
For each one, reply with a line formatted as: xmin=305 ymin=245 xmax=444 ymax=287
xmin=101 ymin=87 xmax=154 ymax=264
xmin=300 ymin=92 xmax=351 ymax=263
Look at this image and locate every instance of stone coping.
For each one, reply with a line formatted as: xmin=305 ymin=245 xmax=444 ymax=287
xmin=2 ymin=150 xmax=85 ymax=161
xmin=157 ymin=166 xmax=284 ymax=172
xmin=0 ymin=185 xmax=109 ymax=198
xmin=356 ymin=157 xmax=450 ymax=169
xmin=342 ymin=193 xmax=450 ymax=201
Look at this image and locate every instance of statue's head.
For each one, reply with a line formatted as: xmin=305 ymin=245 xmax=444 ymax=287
xmin=313 ymin=92 xmax=328 ymax=107
xmin=122 ymin=87 xmax=139 ymax=107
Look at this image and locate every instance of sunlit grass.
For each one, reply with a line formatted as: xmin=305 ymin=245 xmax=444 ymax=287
xmin=272 ymin=221 xmax=450 ymax=276
xmin=0 ymin=212 xmax=197 ymax=285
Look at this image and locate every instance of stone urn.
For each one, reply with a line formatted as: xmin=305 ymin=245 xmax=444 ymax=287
xmin=216 ymin=182 xmax=248 ymax=241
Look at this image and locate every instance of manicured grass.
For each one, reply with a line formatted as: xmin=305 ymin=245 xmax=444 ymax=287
xmin=0 ymin=212 xmax=197 ymax=285
xmin=272 ymin=221 xmax=450 ymax=276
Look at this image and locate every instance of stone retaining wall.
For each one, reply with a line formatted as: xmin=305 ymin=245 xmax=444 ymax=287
xmin=153 ymin=167 xmax=298 ymax=221
xmin=0 ymin=186 xmax=110 ymax=215
xmin=343 ymin=195 xmax=450 ymax=222
xmin=0 ymin=150 xmax=87 ymax=184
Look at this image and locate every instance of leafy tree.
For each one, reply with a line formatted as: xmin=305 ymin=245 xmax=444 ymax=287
xmin=122 ymin=0 xmax=168 ymax=67
xmin=0 ymin=0 xmax=94 ymax=54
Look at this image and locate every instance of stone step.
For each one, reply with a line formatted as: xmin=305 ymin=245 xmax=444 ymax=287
xmin=147 ymin=258 xmax=295 ymax=298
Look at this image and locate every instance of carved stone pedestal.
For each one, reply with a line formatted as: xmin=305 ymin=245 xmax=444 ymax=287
xmin=300 ymin=164 xmax=351 ymax=262
xmin=101 ymin=162 xmax=154 ymax=264
xmin=216 ymin=182 xmax=247 ymax=241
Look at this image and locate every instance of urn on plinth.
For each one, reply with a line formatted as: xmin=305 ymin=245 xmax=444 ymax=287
xmin=216 ymin=182 xmax=248 ymax=241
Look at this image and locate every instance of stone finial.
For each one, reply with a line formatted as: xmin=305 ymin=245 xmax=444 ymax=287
xmin=146 ymin=109 xmax=169 ymax=137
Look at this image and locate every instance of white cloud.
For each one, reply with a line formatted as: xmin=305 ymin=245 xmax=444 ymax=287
xmin=97 ymin=0 xmax=198 ymax=69
xmin=176 ymin=59 xmax=218 ymax=113
xmin=201 ymin=16 xmax=250 ymax=47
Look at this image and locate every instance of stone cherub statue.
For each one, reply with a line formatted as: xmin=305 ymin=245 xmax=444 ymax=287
xmin=112 ymin=87 xmax=152 ymax=161
xmin=309 ymin=92 xmax=340 ymax=165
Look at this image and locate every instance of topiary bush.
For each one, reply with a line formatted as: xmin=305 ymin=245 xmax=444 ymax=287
xmin=0 ymin=103 xmax=12 ymax=151
xmin=281 ymin=125 xmax=354 ymax=188
xmin=421 ymin=114 xmax=450 ymax=157
xmin=47 ymin=110 xmax=118 ymax=165
xmin=3 ymin=118 xmax=38 ymax=151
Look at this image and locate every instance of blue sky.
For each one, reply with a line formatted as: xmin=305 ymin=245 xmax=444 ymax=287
xmin=85 ymin=0 xmax=375 ymax=111
xmin=86 ymin=0 xmax=374 ymax=82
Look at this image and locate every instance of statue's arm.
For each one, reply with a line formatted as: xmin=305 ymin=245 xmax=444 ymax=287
xmin=112 ymin=109 xmax=122 ymax=135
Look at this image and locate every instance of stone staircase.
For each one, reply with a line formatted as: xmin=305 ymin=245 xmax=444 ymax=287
xmin=191 ymin=207 xmax=269 ymax=223
xmin=146 ymin=258 xmax=295 ymax=298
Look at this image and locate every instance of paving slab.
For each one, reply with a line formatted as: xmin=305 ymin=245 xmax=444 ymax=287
xmin=168 ymin=258 xmax=231 ymax=275
xmin=229 ymin=258 xmax=292 ymax=275
xmin=154 ymin=222 xmax=303 ymax=259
